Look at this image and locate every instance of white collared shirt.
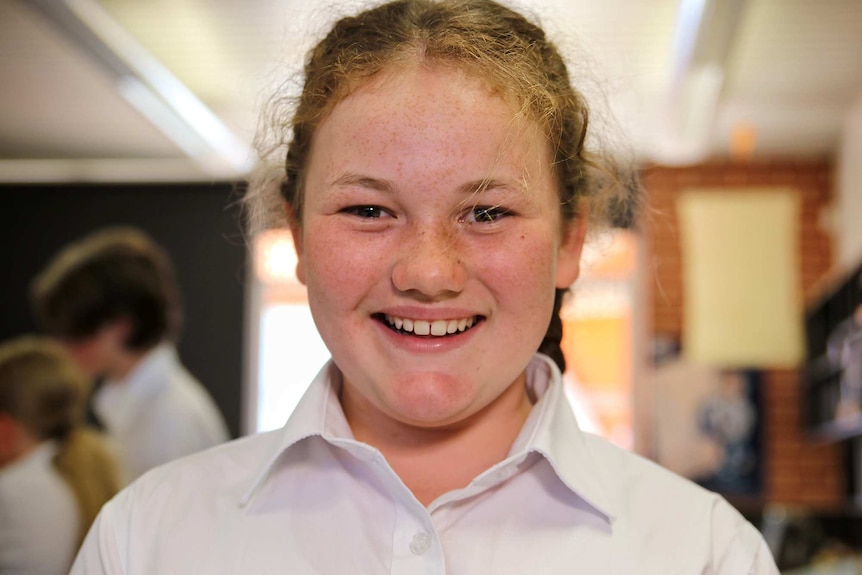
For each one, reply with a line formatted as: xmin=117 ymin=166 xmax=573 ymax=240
xmin=1 ymin=442 xmax=79 ymax=575
xmin=93 ymin=343 xmax=230 ymax=483
xmin=73 ymin=355 xmax=778 ymax=574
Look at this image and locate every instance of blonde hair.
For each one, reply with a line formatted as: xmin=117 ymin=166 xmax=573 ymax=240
xmin=0 ymin=336 xmax=121 ymax=545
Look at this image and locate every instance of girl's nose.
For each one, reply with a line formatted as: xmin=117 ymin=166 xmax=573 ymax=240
xmin=391 ymin=224 xmax=467 ymax=298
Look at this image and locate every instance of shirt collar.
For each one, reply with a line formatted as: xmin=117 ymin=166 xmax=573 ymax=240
xmin=94 ymin=343 xmax=177 ymax=433
xmin=513 ymin=354 xmax=617 ymax=522
xmin=240 ymin=355 xmax=617 ymax=522
xmin=239 ymin=361 xmax=348 ymax=506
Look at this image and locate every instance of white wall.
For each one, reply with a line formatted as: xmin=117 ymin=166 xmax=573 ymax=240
xmin=837 ymin=92 xmax=862 ymax=268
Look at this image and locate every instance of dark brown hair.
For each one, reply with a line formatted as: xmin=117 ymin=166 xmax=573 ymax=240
xmin=31 ymin=227 xmax=182 ymax=351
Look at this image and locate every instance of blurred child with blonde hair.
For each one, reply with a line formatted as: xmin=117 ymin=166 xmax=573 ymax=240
xmin=0 ymin=336 xmax=121 ymax=575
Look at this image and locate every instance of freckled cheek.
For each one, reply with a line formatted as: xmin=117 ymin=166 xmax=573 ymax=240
xmin=303 ymin=231 xmax=390 ymax=301
xmin=473 ymin=236 xmax=559 ymax=292
xmin=476 ymin=243 xmax=559 ymax=339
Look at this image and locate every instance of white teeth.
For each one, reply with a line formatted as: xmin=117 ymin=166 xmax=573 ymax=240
xmin=384 ymin=314 xmax=477 ymax=336
xmin=430 ymin=320 xmax=448 ymax=336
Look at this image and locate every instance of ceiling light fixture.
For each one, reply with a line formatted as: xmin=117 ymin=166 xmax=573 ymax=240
xmin=652 ymin=0 xmax=749 ymax=165
xmin=27 ymin=0 xmax=253 ymax=178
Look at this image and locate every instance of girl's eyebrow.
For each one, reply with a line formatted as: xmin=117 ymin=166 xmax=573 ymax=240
xmin=329 ymin=173 xmax=524 ymax=195
xmin=328 ymin=173 xmax=394 ymax=194
xmin=457 ymin=178 xmax=524 ymax=196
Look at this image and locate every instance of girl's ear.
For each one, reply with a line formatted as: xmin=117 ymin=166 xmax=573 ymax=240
xmin=286 ymin=202 xmax=306 ymax=285
xmin=555 ymin=215 xmax=588 ymax=289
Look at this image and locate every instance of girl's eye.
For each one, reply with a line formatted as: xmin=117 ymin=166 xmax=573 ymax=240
xmin=342 ymin=205 xmax=387 ymax=219
xmin=464 ymin=205 xmax=510 ymax=224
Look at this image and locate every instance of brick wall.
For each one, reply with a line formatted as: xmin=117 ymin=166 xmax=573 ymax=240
xmin=641 ymin=160 xmax=844 ymax=507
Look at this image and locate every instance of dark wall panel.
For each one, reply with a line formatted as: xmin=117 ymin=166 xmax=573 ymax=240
xmin=0 ymin=182 xmax=247 ymax=438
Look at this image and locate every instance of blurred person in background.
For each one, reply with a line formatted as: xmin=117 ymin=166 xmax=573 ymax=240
xmin=30 ymin=226 xmax=229 ymax=483
xmin=0 ymin=336 xmax=121 ymax=575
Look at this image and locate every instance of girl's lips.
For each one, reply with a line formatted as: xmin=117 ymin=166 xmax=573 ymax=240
xmin=374 ymin=313 xmax=484 ymax=337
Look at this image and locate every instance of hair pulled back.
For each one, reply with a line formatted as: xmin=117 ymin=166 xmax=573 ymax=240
xmin=248 ymin=0 xmax=639 ymax=372
xmin=0 ymin=337 xmax=121 ymax=544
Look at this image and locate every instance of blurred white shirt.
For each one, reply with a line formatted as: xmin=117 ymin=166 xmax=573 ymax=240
xmin=0 ymin=442 xmax=79 ymax=575
xmin=73 ymin=355 xmax=778 ymax=575
xmin=94 ymin=343 xmax=229 ymax=483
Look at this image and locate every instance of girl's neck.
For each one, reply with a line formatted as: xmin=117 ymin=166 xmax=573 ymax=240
xmin=344 ymin=378 xmax=534 ymax=506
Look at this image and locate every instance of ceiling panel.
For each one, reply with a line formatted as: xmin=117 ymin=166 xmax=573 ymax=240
xmin=717 ymin=0 xmax=862 ymax=157
xmin=0 ymin=0 xmax=181 ymax=160
xmin=1 ymin=0 xmax=861 ymax=182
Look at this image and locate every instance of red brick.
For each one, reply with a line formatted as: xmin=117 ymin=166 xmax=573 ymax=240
xmin=644 ymin=160 xmax=841 ymax=506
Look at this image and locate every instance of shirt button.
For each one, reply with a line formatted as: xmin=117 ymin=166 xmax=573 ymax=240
xmin=409 ymin=532 xmax=432 ymax=555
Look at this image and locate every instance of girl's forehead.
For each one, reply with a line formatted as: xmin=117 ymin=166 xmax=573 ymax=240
xmin=329 ymin=58 xmax=526 ymax=124
xmin=304 ymin=64 xmax=560 ymax=208
xmin=320 ymin=66 xmax=544 ymax=155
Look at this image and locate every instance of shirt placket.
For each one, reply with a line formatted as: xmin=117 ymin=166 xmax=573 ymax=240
xmin=390 ymin=496 xmax=446 ymax=575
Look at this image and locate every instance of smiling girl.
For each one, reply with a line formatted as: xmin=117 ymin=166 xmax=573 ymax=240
xmin=72 ymin=1 xmax=777 ymax=573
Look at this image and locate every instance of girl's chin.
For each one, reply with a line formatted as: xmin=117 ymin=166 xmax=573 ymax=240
xmin=342 ymin=366 xmax=525 ymax=431
xmin=384 ymin=390 xmax=477 ymax=428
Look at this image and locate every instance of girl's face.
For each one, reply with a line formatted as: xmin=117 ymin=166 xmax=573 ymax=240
xmin=293 ymin=64 xmax=585 ymax=432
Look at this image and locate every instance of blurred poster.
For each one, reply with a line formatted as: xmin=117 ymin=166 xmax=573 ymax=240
xmin=653 ymin=357 xmax=763 ymax=495
xmin=677 ymin=190 xmax=803 ymax=368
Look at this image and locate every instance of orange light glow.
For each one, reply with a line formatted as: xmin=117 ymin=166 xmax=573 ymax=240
xmin=254 ymin=230 xmax=299 ymax=285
